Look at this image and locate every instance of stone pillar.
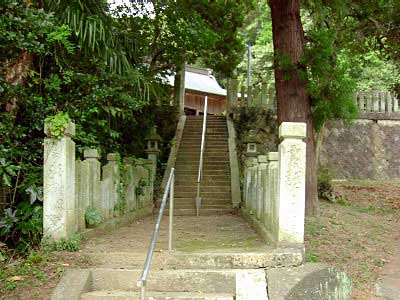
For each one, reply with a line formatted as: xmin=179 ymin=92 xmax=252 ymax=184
xmin=144 ymin=159 xmax=154 ymax=206
xmin=122 ymin=157 xmax=136 ymax=212
xmin=43 ymin=121 xmax=76 ymax=241
xmin=244 ymin=158 xmax=252 ymax=210
xmin=265 ymin=152 xmax=278 ymax=234
xmin=84 ymin=149 xmax=101 ymax=210
xmin=249 ymin=158 xmax=258 ymax=214
xmin=277 ymin=122 xmax=307 ymax=245
xmin=102 ymin=153 xmax=120 ymax=217
xmin=174 ymin=64 xmax=185 ymax=114
xmin=227 ymin=77 xmax=238 ymax=113
xmin=257 ymin=155 xmax=268 ymax=220
xmin=393 ymin=93 xmax=399 ymax=112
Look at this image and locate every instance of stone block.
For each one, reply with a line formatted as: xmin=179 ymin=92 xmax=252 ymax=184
xmin=122 ymin=157 xmax=133 ymax=165
xmin=266 ymin=263 xmax=351 ymax=300
xmin=44 ymin=121 xmax=75 ymax=138
xmin=268 ymin=152 xmax=278 ymax=161
xmin=107 ymin=153 xmax=118 ymax=161
xmin=84 ymin=149 xmax=100 ymax=159
xmin=279 ymin=122 xmax=306 ymax=139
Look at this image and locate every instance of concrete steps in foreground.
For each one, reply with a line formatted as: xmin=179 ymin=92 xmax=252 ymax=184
xmin=81 ymin=291 xmax=234 ymax=300
xmin=53 ymin=267 xmax=268 ymax=300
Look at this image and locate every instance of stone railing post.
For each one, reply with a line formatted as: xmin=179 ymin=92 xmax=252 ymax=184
xmin=257 ymin=155 xmax=268 ymax=221
xmin=123 ymin=157 xmax=136 ymax=212
xmin=43 ymin=121 xmax=76 ymax=241
xmin=277 ymin=122 xmax=307 ymax=244
xmin=102 ymin=153 xmax=120 ymax=218
xmin=250 ymin=158 xmax=258 ymax=214
xmin=144 ymin=159 xmax=155 ymax=206
xmin=265 ymin=152 xmax=278 ymax=237
xmin=84 ymin=149 xmax=101 ymax=211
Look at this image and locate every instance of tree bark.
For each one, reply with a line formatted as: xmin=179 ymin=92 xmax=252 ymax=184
xmin=3 ymin=50 xmax=33 ymax=114
xmin=270 ymin=0 xmax=319 ymax=215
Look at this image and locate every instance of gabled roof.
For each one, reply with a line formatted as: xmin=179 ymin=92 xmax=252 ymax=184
xmin=167 ymin=65 xmax=227 ymax=96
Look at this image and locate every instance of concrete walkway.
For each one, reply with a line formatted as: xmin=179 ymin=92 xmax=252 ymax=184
xmin=376 ymin=234 xmax=400 ymax=300
xmin=82 ymin=214 xmax=267 ymax=254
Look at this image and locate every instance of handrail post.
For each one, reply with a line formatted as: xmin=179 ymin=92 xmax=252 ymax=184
xmin=169 ymin=171 xmax=174 ymax=251
xmin=196 ymin=96 xmax=208 ymax=216
xmin=137 ymin=168 xmax=175 ymax=299
xmin=140 ymin=282 xmax=146 ymax=300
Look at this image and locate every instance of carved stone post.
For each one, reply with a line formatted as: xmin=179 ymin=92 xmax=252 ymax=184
xmin=43 ymin=121 xmax=76 ymax=241
xmin=277 ymin=122 xmax=307 ymax=244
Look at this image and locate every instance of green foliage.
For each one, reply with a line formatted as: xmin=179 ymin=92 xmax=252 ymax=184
xmin=85 ymin=208 xmax=102 ymax=227
xmin=317 ymin=168 xmax=336 ymax=202
xmin=44 ymin=112 xmax=71 ymax=138
xmin=302 ymin=28 xmax=359 ymax=130
xmin=135 ymin=178 xmax=148 ymax=198
xmin=0 ymin=0 xmax=178 ymax=254
xmin=337 ymin=198 xmax=351 ymax=207
xmin=43 ymin=234 xmax=81 ymax=252
xmin=0 ymin=203 xmax=43 ymax=252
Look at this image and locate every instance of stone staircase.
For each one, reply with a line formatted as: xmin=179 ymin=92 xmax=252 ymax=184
xmin=172 ymin=115 xmax=234 ymax=215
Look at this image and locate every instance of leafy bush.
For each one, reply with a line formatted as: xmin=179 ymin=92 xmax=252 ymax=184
xmin=42 ymin=234 xmax=81 ymax=252
xmin=85 ymin=208 xmax=102 ymax=227
xmin=317 ymin=168 xmax=336 ymax=202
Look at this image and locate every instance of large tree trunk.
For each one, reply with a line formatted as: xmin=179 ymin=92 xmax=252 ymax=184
xmin=270 ymin=0 xmax=319 ymax=215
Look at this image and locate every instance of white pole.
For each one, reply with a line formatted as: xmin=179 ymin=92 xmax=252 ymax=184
xmin=168 ymin=169 xmax=174 ymax=251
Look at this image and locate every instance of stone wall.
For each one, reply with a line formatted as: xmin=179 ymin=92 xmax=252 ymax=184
xmin=319 ymin=119 xmax=400 ymax=180
xmin=43 ymin=121 xmax=156 ymax=241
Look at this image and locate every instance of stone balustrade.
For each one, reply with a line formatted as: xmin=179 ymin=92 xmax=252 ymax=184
xmin=356 ymin=90 xmax=399 ymax=113
xmin=242 ymin=122 xmax=306 ymax=246
xmin=43 ymin=121 xmax=156 ymax=241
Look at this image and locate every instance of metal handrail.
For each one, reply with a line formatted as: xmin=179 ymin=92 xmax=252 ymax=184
xmin=196 ymin=96 xmax=208 ymax=216
xmin=137 ymin=168 xmax=175 ymax=300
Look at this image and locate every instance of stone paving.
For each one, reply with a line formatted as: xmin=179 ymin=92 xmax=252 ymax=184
xmin=81 ymin=214 xmax=267 ymax=254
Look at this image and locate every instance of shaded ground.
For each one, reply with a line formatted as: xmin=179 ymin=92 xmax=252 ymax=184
xmin=0 ymin=214 xmax=265 ymax=299
xmin=305 ymin=180 xmax=400 ymax=300
xmin=82 ymin=214 xmax=265 ymax=253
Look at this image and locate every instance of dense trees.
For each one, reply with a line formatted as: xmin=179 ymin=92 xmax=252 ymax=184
xmin=0 ymin=0 xmax=251 ymax=250
xmin=260 ymin=0 xmax=399 ymax=214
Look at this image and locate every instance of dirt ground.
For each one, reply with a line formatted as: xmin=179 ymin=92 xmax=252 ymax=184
xmin=305 ymin=180 xmax=400 ymax=300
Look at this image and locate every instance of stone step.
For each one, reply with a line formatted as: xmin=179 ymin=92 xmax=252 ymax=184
xmin=174 ymin=198 xmax=232 ymax=208
xmin=81 ymin=291 xmax=234 ymax=300
xmin=175 ymin=165 xmax=230 ymax=172
xmin=178 ymin=149 xmax=229 ymax=154
xmin=84 ymin=250 xmax=304 ymax=269
xmin=174 ymin=191 xmax=231 ymax=199
xmin=175 ymin=180 xmax=230 ymax=187
xmin=175 ymin=186 xmax=231 ymax=193
xmin=174 ymin=197 xmax=232 ymax=206
xmin=165 ymin=208 xmax=236 ymax=216
xmin=175 ymin=175 xmax=230 ymax=182
xmin=90 ymin=269 xmax=236 ymax=293
xmin=175 ymin=204 xmax=232 ymax=210
xmin=177 ymin=155 xmax=229 ymax=161
xmin=175 ymin=170 xmax=230 ymax=176
xmin=175 ymin=161 xmax=229 ymax=166
xmin=178 ymin=146 xmax=229 ymax=151
xmin=179 ymin=142 xmax=229 ymax=146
